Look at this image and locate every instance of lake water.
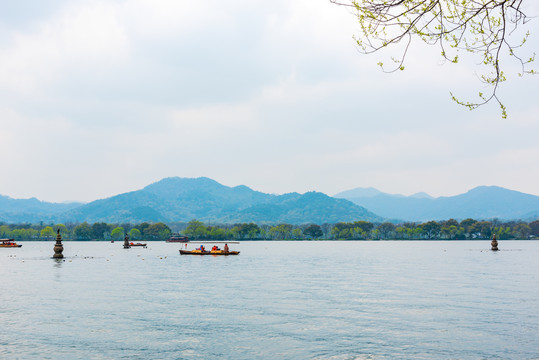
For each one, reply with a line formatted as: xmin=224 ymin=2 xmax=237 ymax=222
xmin=1 ymin=241 xmax=538 ymax=360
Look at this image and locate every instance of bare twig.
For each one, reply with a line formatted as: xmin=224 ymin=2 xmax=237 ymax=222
xmin=332 ymin=0 xmax=535 ymax=118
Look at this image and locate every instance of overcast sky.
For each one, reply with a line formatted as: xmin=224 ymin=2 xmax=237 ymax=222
xmin=1 ymin=0 xmax=538 ymax=203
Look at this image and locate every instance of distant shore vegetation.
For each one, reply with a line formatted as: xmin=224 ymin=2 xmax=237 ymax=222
xmin=1 ymin=218 xmax=538 ymax=241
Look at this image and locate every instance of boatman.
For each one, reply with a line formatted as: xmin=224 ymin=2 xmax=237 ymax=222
xmin=224 ymin=243 xmax=229 ymax=253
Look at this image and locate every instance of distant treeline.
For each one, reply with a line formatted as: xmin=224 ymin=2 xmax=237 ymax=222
xmin=1 ymin=218 xmax=538 ymax=241
xmin=0 ymin=222 xmax=172 ymax=241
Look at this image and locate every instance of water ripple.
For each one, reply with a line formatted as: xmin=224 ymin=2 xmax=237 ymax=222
xmin=1 ymin=240 xmax=538 ymax=359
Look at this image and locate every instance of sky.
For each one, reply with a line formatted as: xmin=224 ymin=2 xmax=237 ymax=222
xmin=0 ymin=0 xmax=538 ymax=203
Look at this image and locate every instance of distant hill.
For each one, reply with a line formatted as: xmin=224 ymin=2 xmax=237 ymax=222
xmin=3 ymin=180 xmax=536 ymax=224
xmin=1 ymin=177 xmax=382 ymax=224
xmin=334 ymin=186 xmax=539 ymax=221
xmin=335 ymin=187 xmax=387 ymax=198
xmin=0 ymin=195 xmax=81 ymax=223
xmin=409 ymin=192 xmax=434 ymax=200
xmin=221 ymin=191 xmax=381 ymax=224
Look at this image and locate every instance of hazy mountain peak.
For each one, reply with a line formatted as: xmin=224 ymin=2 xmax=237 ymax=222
xmin=334 ymin=187 xmax=383 ymax=199
xmin=143 ymin=176 xmax=224 ymax=196
xmin=232 ymin=184 xmax=255 ymax=192
xmin=466 ymin=185 xmax=514 ymax=194
xmin=409 ymin=192 xmax=433 ymax=199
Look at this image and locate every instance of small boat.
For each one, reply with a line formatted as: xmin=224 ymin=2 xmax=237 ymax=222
xmin=130 ymin=242 xmax=147 ymax=248
xmin=0 ymin=239 xmax=22 ymax=248
xmin=179 ymin=249 xmax=239 ymax=256
xmin=167 ymin=234 xmax=189 ymax=243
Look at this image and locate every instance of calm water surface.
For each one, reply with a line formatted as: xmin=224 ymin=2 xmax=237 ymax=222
xmin=1 ymin=241 xmax=538 ymax=360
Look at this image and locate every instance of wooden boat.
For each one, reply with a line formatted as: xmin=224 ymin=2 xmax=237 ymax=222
xmin=167 ymin=234 xmax=189 ymax=243
xmin=0 ymin=239 xmax=22 ymax=248
xmin=130 ymin=242 xmax=147 ymax=248
xmin=179 ymin=249 xmax=239 ymax=256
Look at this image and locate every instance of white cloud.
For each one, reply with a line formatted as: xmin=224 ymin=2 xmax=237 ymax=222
xmin=0 ymin=0 xmax=537 ymax=202
xmin=168 ymin=103 xmax=258 ymax=146
xmin=0 ymin=2 xmax=129 ymax=98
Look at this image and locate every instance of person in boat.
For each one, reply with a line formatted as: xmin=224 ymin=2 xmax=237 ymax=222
xmin=224 ymin=243 xmax=229 ymax=253
xmin=200 ymin=245 xmax=205 ymax=252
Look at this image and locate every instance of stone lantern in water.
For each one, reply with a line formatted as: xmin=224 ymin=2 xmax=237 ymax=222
xmin=53 ymin=229 xmax=64 ymax=259
xmin=123 ymin=233 xmax=131 ymax=249
xmin=491 ymin=234 xmax=499 ymax=251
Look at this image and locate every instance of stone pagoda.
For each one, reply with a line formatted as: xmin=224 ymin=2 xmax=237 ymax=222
xmin=53 ymin=229 xmax=64 ymax=259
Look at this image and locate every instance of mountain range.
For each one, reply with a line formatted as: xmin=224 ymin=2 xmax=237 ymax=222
xmin=1 ymin=178 xmax=537 ymax=224
xmin=0 ymin=195 xmax=81 ymax=223
xmin=0 ymin=177 xmax=381 ymax=224
xmin=334 ymin=186 xmax=539 ymax=222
